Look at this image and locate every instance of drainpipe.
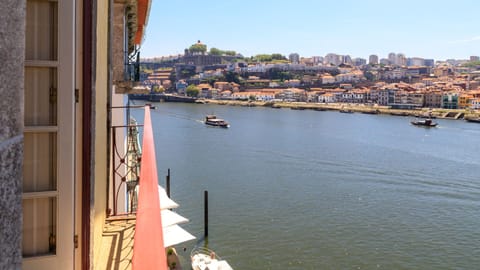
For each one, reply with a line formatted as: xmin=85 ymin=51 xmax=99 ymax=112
xmin=82 ymin=0 xmax=95 ymax=269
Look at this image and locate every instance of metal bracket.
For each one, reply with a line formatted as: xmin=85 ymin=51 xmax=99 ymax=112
xmin=75 ymin=89 xmax=79 ymax=103
xmin=74 ymin=235 xmax=79 ymax=248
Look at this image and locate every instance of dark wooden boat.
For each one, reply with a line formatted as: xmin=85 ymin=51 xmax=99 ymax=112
xmin=415 ymin=113 xmax=436 ymax=119
xmin=390 ymin=111 xmax=409 ymax=116
xmin=411 ymin=118 xmax=438 ymax=127
xmin=465 ymin=117 xmax=480 ymax=123
xmin=361 ymin=110 xmax=379 ymax=114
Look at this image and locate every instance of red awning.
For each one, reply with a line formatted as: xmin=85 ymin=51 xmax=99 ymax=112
xmin=132 ymin=106 xmax=168 ymax=270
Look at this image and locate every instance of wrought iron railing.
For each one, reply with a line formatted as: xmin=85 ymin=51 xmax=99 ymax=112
xmin=125 ymin=50 xmax=140 ymax=82
xmin=108 ymin=103 xmax=158 ymax=217
xmin=109 ymin=118 xmax=143 ymax=216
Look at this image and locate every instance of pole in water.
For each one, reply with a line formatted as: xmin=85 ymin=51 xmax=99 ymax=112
xmin=204 ymin=190 xmax=208 ymax=237
xmin=166 ymin=168 xmax=171 ymax=197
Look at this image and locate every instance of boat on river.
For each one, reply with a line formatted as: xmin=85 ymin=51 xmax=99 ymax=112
xmin=411 ymin=118 xmax=438 ymax=127
xmin=361 ymin=109 xmax=379 ymax=114
xmin=205 ymin=115 xmax=229 ymax=128
xmin=339 ymin=109 xmax=354 ymax=113
xmin=465 ymin=117 xmax=480 ymax=123
xmin=415 ymin=112 xmax=436 ymax=119
xmin=191 ymin=247 xmax=233 ymax=270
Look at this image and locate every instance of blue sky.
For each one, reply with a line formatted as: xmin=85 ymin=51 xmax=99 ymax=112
xmin=141 ymin=0 xmax=480 ymax=61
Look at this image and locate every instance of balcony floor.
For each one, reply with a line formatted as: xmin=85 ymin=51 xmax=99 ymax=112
xmin=96 ymin=215 xmax=184 ymax=270
xmin=97 ymin=215 xmax=136 ymax=270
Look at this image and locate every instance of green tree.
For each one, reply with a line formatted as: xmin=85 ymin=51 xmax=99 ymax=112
xmin=180 ymin=68 xmax=196 ymax=78
xmin=364 ymin=71 xmax=375 ymax=81
xmin=268 ymin=69 xmax=292 ymax=81
xmin=225 ymin=50 xmax=236 ymax=56
xmin=271 ymin=53 xmax=286 ymax=61
xmin=255 ymin=54 xmax=273 ymax=62
xmin=209 ymin=47 xmax=224 ymax=55
xmin=225 ymin=71 xmax=241 ymax=84
xmin=189 ymin=43 xmax=207 ymax=54
xmin=463 ymin=61 xmax=480 ymax=67
xmin=186 ymin=84 xmax=199 ymax=97
xmin=203 ymin=75 xmax=225 ymax=86
xmin=152 ymin=85 xmax=165 ymax=93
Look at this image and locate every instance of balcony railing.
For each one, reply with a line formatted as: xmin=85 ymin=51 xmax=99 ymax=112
xmin=114 ymin=50 xmax=150 ymax=94
xmin=125 ymin=50 xmax=140 ymax=82
xmin=109 ymin=118 xmax=143 ymax=217
xmin=108 ymin=104 xmax=158 ymax=217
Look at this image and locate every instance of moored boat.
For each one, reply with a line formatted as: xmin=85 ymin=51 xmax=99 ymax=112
xmin=411 ymin=118 xmax=438 ymax=127
xmin=415 ymin=113 xmax=436 ymax=119
xmin=390 ymin=111 xmax=410 ymax=116
xmin=361 ymin=109 xmax=379 ymax=114
xmin=339 ymin=109 xmax=354 ymax=113
xmin=465 ymin=117 xmax=480 ymax=123
xmin=191 ymin=247 xmax=233 ymax=270
xmin=205 ymin=115 xmax=229 ymax=128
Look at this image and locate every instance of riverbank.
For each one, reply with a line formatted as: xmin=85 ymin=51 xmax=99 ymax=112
xmin=199 ymin=99 xmax=480 ymax=120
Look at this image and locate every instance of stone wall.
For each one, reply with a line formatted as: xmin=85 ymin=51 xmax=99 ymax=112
xmin=0 ymin=0 xmax=25 ymax=269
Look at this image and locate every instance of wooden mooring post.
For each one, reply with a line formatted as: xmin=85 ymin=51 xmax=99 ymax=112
xmin=204 ymin=190 xmax=209 ymax=237
xmin=166 ymin=168 xmax=171 ymax=197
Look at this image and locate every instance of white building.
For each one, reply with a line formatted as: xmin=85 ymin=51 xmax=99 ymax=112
xmin=318 ymin=93 xmax=335 ymax=103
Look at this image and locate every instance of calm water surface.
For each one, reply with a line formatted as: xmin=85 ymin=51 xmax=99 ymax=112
xmin=131 ymin=102 xmax=480 ymax=270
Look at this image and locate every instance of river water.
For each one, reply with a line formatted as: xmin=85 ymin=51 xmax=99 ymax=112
xmin=130 ymin=102 xmax=480 ymax=270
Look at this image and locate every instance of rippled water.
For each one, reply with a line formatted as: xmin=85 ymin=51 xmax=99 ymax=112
xmin=131 ymin=102 xmax=480 ymax=270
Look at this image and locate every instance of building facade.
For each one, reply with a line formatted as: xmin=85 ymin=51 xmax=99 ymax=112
xmin=369 ymin=54 xmax=379 ymax=65
xmin=0 ymin=1 xmax=179 ymax=270
xmin=289 ymin=53 xmax=300 ymax=64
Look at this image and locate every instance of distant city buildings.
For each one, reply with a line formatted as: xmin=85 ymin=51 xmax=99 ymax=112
xmin=369 ymin=54 xmax=379 ymax=65
xmin=289 ymin=53 xmax=300 ymax=64
xmin=353 ymin=58 xmax=367 ymax=66
xmin=325 ymin=53 xmax=342 ymax=66
xmin=380 ymin=58 xmax=390 ymax=65
xmin=424 ymin=59 xmax=435 ymax=67
xmin=397 ymin=53 xmax=406 ymax=66
xmin=388 ymin=52 xmax=396 ymax=65
xmin=140 ymin=44 xmax=480 ymax=110
xmin=408 ymin=57 xmax=425 ymax=66
xmin=343 ymin=55 xmax=353 ymax=65
xmin=312 ymin=56 xmax=324 ymax=64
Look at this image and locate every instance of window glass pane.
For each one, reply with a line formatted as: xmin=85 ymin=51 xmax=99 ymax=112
xmin=22 ymin=197 xmax=57 ymax=257
xmin=24 ymin=67 xmax=57 ymax=126
xmin=26 ymin=0 xmax=57 ymax=61
xmin=23 ymin=133 xmax=57 ymax=192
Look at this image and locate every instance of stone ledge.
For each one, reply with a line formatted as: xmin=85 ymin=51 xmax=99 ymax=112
xmin=114 ymin=81 xmax=150 ymax=94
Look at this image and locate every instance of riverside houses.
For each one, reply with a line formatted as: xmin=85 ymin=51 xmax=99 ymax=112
xmin=1 ymin=1 xmax=191 ymax=269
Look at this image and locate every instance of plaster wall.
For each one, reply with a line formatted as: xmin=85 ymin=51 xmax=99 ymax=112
xmin=92 ymin=0 xmax=110 ymax=264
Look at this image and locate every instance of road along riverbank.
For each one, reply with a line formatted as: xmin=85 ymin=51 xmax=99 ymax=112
xmin=199 ymin=99 xmax=480 ymax=120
